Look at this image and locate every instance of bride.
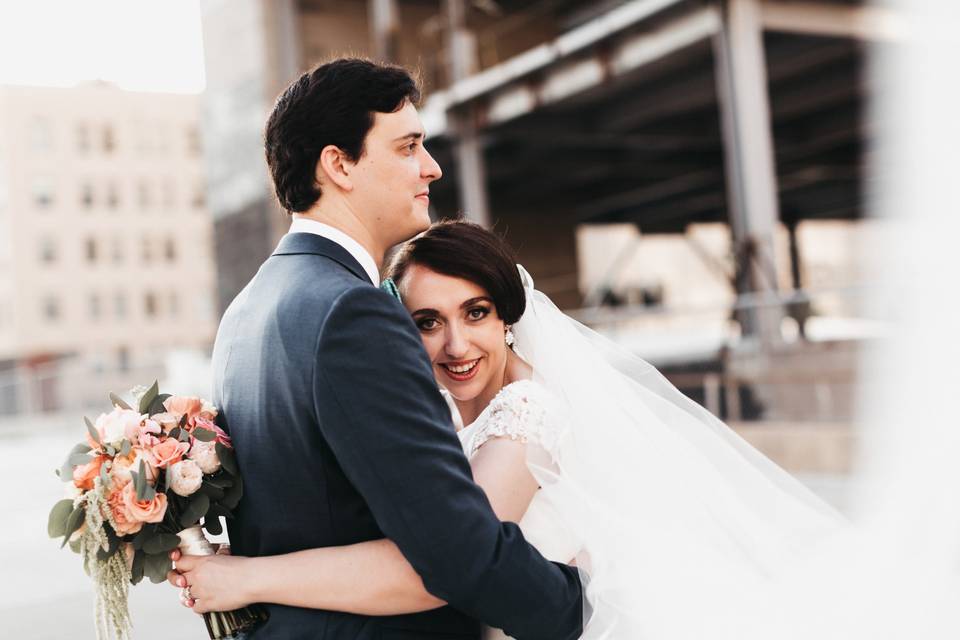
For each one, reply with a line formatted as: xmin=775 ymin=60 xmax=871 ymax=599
xmin=168 ymin=220 xmax=844 ymax=639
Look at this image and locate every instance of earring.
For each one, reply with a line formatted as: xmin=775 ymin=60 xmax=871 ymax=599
xmin=505 ymin=327 xmax=515 ymax=347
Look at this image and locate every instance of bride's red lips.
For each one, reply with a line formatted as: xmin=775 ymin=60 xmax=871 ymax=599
xmin=438 ymin=357 xmax=482 ymax=382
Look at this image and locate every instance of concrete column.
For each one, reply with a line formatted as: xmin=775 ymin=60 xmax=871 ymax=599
xmin=712 ymin=0 xmax=783 ymax=344
xmin=445 ymin=0 xmax=491 ymax=226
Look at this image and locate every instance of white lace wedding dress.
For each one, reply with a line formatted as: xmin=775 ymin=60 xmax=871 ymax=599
xmin=449 ymin=379 xmax=581 ymax=640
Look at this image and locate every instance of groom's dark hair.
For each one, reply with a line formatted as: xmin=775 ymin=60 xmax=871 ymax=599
xmin=387 ymin=221 xmax=527 ymax=325
xmin=264 ymin=58 xmax=421 ymax=213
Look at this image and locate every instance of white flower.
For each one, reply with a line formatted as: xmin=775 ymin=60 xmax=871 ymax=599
xmin=189 ymin=439 xmax=221 ymax=474
xmin=167 ymin=460 xmax=203 ymax=497
xmin=200 ymin=399 xmax=218 ymax=418
xmin=95 ymin=408 xmax=144 ymax=446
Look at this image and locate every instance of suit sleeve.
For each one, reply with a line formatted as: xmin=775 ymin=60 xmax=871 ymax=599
xmin=312 ymin=285 xmax=583 ymax=640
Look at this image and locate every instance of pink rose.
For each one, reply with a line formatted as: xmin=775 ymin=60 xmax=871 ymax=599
xmin=121 ymin=482 xmax=167 ymax=524
xmin=148 ymin=438 xmax=189 ymax=469
xmin=89 ymin=408 xmax=145 ymax=448
xmin=168 ymin=459 xmax=204 ymax=497
xmin=137 ymin=419 xmax=162 ymax=448
xmin=193 ymin=416 xmax=232 ymax=447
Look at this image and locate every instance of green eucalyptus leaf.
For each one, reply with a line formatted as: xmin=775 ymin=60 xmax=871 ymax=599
xmin=192 ymin=428 xmax=216 ymax=443
xmin=203 ymin=516 xmax=223 ymax=536
xmin=104 ymin=444 xmax=116 ymax=457
xmin=48 ymin=499 xmax=74 ymax=538
xmin=178 ymin=429 xmax=191 ymax=443
xmin=144 ymin=552 xmax=173 ymax=584
xmin=99 ymin=461 xmax=111 ymax=489
xmin=60 ymin=505 xmax=85 ymax=548
xmin=109 ymin=392 xmax=132 ymax=410
xmin=120 ymin=439 xmax=132 ymax=457
xmin=84 ymin=417 xmax=100 ymax=445
xmin=67 ymin=452 xmax=93 ymax=466
xmin=131 ymin=523 xmax=155 ymax=550
xmin=198 ymin=481 xmax=224 ymax=501
xmin=138 ymin=380 xmax=160 ymax=415
xmin=215 ymin=443 xmax=238 ymax=476
xmin=96 ymin=529 xmax=121 ymax=561
xmin=147 ymin=393 xmax=172 ymax=416
xmin=179 ymin=493 xmax=210 ymax=528
xmin=142 ymin=533 xmax=182 ymax=555
xmin=68 ymin=538 xmax=82 ymax=554
xmin=130 ymin=550 xmax=145 ymax=584
xmin=222 ymin=474 xmax=243 ymax=510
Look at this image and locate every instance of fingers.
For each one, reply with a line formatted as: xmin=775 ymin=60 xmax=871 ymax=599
xmin=179 ymin=592 xmax=195 ymax=609
xmin=169 ymin=549 xmax=181 ymax=562
xmin=173 ymin=554 xmax=200 ymax=571
xmin=167 ymin=569 xmax=186 ymax=588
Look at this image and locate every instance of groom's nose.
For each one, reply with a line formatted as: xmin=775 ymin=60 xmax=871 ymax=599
xmin=421 ymin=147 xmax=442 ymax=182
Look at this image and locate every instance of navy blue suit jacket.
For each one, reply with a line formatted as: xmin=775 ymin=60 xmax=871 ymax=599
xmin=212 ymin=232 xmax=583 ymax=639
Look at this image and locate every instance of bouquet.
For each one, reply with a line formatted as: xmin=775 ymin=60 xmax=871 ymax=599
xmin=48 ymin=382 xmax=267 ymax=639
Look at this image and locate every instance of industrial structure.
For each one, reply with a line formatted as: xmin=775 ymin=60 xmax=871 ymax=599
xmin=197 ymin=0 xmax=899 ymax=467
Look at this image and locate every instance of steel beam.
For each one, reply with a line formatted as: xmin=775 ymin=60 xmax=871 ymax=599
xmin=713 ymin=0 xmax=784 ymax=345
xmin=760 ymin=1 xmax=907 ymax=41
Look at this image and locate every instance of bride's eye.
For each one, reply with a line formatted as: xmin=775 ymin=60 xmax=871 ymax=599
xmin=467 ymin=306 xmax=490 ymax=321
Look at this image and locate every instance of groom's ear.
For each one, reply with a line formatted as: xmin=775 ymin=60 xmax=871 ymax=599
xmin=316 ymin=144 xmax=354 ymax=192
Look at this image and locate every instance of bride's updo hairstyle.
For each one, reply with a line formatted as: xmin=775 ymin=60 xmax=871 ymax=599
xmin=387 ymin=220 xmax=526 ymax=324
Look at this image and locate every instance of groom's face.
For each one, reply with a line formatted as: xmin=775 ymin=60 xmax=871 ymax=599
xmin=347 ymin=101 xmax=442 ymax=246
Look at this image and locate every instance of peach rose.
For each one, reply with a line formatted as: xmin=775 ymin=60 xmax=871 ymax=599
xmin=163 ymin=396 xmax=203 ymax=428
xmin=121 ymin=482 xmax=167 ymax=524
xmin=200 ymin=399 xmax=218 ymax=421
xmin=72 ymin=455 xmax=106 ymax=491
xmin=111 ymin=449 xmax=157 ymax=486
xmin=148 ymin=438 xmax=189 ymax=469
xmin=106 ymin=486 xmax=142 ymax=536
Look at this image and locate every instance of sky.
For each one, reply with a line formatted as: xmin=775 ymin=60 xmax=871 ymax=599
xmin=0 ymin=0 xmax=205 ymax=93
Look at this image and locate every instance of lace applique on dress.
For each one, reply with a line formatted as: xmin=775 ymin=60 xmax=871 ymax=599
xmin=464 ymin=380 xmax=566 ymax=460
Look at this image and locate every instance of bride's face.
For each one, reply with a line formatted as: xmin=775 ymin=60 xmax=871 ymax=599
xmin=401 ymin=264 xmax=509 ymax=402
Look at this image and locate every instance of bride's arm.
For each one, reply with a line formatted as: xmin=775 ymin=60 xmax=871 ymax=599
xmin=171 ymin=437 xmax=539 ymax=616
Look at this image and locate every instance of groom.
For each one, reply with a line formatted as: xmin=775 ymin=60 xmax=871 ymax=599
xmin=186 ymin=59 xmax=583 ymax=639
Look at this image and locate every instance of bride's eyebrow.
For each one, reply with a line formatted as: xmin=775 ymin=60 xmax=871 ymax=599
xmin=411 ymin=308 xmax=437 ymax=317
xmin=461 ymin=297 xmax=492 ymax=308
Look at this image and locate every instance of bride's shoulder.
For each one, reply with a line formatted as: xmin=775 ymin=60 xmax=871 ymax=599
xmin=469 ymin=379 xmax=567 ymax=458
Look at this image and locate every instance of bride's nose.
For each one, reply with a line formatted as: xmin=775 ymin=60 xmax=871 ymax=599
xmin=443 ymin=322 xmax=469 ymax=359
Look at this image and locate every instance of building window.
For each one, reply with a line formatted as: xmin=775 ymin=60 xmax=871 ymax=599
xmin=138 ymin=181 xmax=151 ymax=210
xmin=186 ymin=126 xmax=202 ymax=156
xmin=42 ymin=296 xmax=61 ymax=322
xmin=31 ymin=118 xmax=53 ymax=153
xmin=32 ymin=176 xmax=54 ymax=209
xmin=141 ymin=237 xmax=152 ymax=264
xmin=191 ymin=183 xmax=205 ymax=209
xmin=117 ymin=346 xmax=130 ymax=373
xmin=39 ymin=237 xmax=57 ymax=264
xmin=162 ymin=179 xmax=175 ymax=210
xmin=144 ymin=292 xmax=158 ymax=318
xmin=85 ymin=237 xmax=98 ymax=263
xmin=164 ymin=238 xmax=176 ymax=263
xmin=106 ymin=182 xmax=120 ymax=210
xmin=80 ymin=182 xmax=94 ymax=209
xmin=76 ymin=123 xmax=90 ymax=153
xmin=102 ymin=125 xmax=115 ymax=153
xmin=88 ymin=293 xmax=101 ymax=320
xmin=114 ymin=292 xmax=127 ymax=319
xmin=111 ymin=238 xmax=123 ymax=264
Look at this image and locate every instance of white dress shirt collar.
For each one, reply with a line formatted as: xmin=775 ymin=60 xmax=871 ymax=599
xmin=287 ymin=217 xmax=380 ymax=286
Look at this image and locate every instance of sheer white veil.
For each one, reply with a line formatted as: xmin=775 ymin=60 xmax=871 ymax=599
xmin=511 ymin=265 xmax=846 ymax=639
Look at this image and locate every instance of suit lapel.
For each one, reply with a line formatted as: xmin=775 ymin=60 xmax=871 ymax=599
xmin=272 ymin=232 xmax=373 ymax=284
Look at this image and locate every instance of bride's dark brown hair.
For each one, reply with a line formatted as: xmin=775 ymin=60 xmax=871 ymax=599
xmin=386 ymin=220 xmax=527 ymax=324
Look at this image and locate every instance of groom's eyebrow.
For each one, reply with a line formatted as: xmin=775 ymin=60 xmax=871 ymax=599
xmin=394 ymin=132 xmax=424 ymax=142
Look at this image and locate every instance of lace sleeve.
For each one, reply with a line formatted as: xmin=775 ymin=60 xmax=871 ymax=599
xmin=466 ymin=380 xmax=566 ymax=460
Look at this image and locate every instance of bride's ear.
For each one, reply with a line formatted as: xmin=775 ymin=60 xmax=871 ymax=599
xmin=316 ymin=145 xmax=353 ymax=192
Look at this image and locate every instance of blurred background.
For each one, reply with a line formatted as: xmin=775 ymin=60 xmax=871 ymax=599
xmin=0 ymin=0 xmax=914 ymax=637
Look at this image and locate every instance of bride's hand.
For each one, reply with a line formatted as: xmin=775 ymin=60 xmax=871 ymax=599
xmin=167 ymin=546 xmax=256 ymax=614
